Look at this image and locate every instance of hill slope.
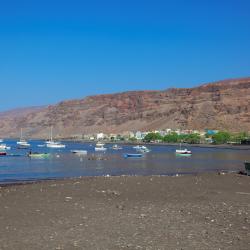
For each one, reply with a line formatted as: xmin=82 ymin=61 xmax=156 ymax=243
xmin=0 ymin=77 xmax=250 ymax=138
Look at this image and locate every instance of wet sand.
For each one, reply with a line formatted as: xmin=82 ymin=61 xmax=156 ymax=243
xmin=0 ymin=173 xmax=250 ymax=249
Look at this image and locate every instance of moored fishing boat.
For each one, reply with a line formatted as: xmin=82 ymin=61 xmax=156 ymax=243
xmin=28 ymin=152 xmax=51 ymax=158
xmin=112 ymin=144 xmax=123 ymax=150
xmin=0 ymin=144 xmax=11 ymax=150
xmin=71 ymin=150 xmax=88 ymax=155
xmin=175 ymin=149 xmax=192 ymax=156
xmin=175 ymin=143 xmax=192 ymax=156
xmin=46 ymin=141 xmax=65 ymax=148
xmin=17 ymin=128 xmax=30 ymax=148
xmin=95 ymin=142 xmax=107 ymax=151
xmin=124 ymin=153 xmax=143 ymax=158
xmin=133 ymin=145 xmax=150 ymax=153
xmin=46 ymin=127 xmax=65 ymax=148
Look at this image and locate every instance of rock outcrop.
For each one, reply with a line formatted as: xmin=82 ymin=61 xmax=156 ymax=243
xmin=0 ymin=77 xmax=250 ymax=138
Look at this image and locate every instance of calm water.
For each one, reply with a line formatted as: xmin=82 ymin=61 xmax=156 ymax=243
xmin=0 ymin=140 xmax=249 ymax=183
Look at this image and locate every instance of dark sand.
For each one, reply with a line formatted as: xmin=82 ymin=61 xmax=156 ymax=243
xmin=0 ymin=173 xmax=250 ymax=250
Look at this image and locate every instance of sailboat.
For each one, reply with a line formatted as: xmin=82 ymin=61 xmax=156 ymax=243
xmin=175 ymin=142 xmax=192 ymax=156
xmin=46 ymin=127 xmax=65 ymax=148
xmin=95 ymin=142 xmax=107 ymax=151
xmin=17 ymin=128 xmax=30 ymax=148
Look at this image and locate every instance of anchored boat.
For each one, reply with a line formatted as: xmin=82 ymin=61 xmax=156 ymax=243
xmin=95 ymin=142 xmax=107 ymax=151
xmin=112 ymin=144 xmax=123 ymax=150
xmin=17 ymin=128 xmax=31 ymax=148
xmin=0 ymin=144 xmax=11 ymax=150
xmin=71 ymin=150 xmax=88 ymax=155
xmin=46 ymin=127 xmax=65 ymax=148
xmin=0 ymin=151 xmax=7 ymax=156
xmin=28 ymin=153 xmax=51 ymax=159
xmin=124 ymin=153 xmax=143 ymax=158
xmin=175 ymin=143 xmax=192 ymax=156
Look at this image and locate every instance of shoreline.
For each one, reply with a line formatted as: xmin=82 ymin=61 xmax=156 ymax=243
xmin=0 ymin=172 xmax=249 ymax=249
xmin=0 ymin=169 xmax=245 ymax=187
xmin=2 ymin=138 xmax=250 ymax=150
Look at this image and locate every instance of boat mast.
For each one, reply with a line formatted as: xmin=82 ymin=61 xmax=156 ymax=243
xmin=50 ymin=126 xmax=53 ymax=142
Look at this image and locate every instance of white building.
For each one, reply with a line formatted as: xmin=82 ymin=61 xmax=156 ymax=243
xmin=96 ymin=133 xmax=105 ymax=140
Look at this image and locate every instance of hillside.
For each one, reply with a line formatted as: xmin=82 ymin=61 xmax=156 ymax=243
xmin=0 ymin=77 xmax=250 ymax=138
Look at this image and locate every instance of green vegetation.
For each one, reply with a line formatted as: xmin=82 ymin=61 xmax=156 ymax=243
xmin=211 ymin=131 xmax=231 ymax=144
xmin=178 ymin=133 xmax=201 ymax=144
xmin=211 ymin=131 xmax=249 ymax=144
xmin=140 ymin=131 xmax=249 ymax=145
xmin=163 ymin=132 xmax=178 ymax=143
xmin=129 ymin=137 xmax=137 ymax=142
xmin=143 ymin=132 xmax=201 ymax=144
xmin=143 ymin=132 xmax=162 ymax=142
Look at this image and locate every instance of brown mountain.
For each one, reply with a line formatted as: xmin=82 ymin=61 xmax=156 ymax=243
xmin=0 ymin=77 xmax=250 ymax=138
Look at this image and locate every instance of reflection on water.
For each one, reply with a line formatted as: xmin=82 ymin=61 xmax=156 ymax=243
xmin=0 ymin=140 xmax=249 ymax=183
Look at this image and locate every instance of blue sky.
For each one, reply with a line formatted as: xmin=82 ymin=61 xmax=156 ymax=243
xmin=0 ymin=0 xmax=250 ymax=111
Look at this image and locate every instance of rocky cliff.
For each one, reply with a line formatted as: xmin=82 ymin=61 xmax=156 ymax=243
xmin=0 ymin=77 xmax=250 ymax=138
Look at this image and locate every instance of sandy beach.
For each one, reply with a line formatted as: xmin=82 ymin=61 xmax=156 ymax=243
xmin=0 ymin=173 xmax=250 ymax=249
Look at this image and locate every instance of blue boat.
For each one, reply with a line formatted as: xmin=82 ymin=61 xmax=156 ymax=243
xmin=124 ymin=153 xmax=143 ymax=158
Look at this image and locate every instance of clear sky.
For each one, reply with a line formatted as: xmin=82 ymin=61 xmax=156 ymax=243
xmin=0 ymin=0 xmax=250 ymax=111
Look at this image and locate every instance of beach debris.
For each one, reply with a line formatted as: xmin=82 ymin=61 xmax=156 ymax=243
xmin=97 ymin=189 xmax=121 ymax=196
xmin=218 ymin=171 xmax=226 ymax=175
xmin=65 ymin=196 xmax=73 ymax=201
xmin=139 ymin=213 xmax=147 ymax=219
xmin=236 ymin=192 xmax=250 ymax=195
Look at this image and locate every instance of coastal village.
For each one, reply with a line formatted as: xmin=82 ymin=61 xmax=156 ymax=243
xmin=75 ymin=128 xmax=250 ymax=145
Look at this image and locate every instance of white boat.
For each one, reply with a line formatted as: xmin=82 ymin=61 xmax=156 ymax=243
xmin=46 ymin=127 xmax=65 ymax=149
xmin=17 ymin=128 xmax=30 ymax=147
xmin=17 ymin=140 xmax=30 ymax=147
xmin=112 ymin=144 xmax=123 ymax=150
xmin=71 ymin=150 xmax=88 ymax=155
xmin=133 ymin=145 xmax=150 ymax=153
xmin=0 ymin=144 xmax=11 ymax=150
xmin=47 ymin=142 xmax=65 ymax=148
xmin=95 ymin=142 xmax=107 ymax=151
xmin=175 ymin=143 xmax=192 ymax=156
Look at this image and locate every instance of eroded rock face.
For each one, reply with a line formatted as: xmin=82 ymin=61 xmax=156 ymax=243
xmin=0 ymin=77 xmax=250 ymax=138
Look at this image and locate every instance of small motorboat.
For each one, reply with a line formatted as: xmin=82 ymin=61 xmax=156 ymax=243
xmin=0 ymin=151 xmax=7 ymax=156
xmin=71 ymin=150 xmax=88 ymax=155
xmin=17 ymin=143 xmax=31 ymax=149
xmin=133 ymin=145 xmax=150 ymax=153
xmin=112 ymin=144 xmax=123 ymax=150
xmin=124 ymin=153 xmax=143 ymax=158
xmin=46 ymin=141 xmax=66 ymax=148
xmin=95 ymin=142 xmax=107 ymax=151
xmin=245 ymin=161 xmax=250 ymax=176
xmin=28 ymin=152 xmax=50 ymax=159
xmin=176 ymin=149 xmax=192 ymax=156
xmin=0 ymin=144 xmax=11 ymax=150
